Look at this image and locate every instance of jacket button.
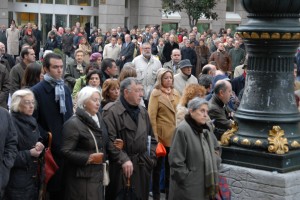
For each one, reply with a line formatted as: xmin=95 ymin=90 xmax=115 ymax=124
xmin=32 ymin=175 xmax=37 ymax=178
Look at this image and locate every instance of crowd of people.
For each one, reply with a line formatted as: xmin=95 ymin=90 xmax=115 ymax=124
xmin=0 ymin=19 xmax=300 ymax=200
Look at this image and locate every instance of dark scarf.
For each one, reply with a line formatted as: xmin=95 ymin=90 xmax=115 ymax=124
xmin=75 ymin=107 xmax=101 ymax=132
xmin=11 ymin=112 xmax=38 ymax=130
xmin=120 ymin=95 xmax=140 ymax=124
xmin=184 ymin=114 xmax=219 ymax=198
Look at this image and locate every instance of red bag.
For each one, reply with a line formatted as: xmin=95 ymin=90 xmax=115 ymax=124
xmin=215 ymin=175 xmax=231 ymax=200
xmin=156 ymin=142 xmax=167 ymax=157
xmin=44 ymin=132 xmax=59 ymax=184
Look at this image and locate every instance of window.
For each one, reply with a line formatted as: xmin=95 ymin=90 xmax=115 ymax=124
xmin=41 ymin=0 xmax=53 ymax=3
xmin=162 ymin=23 xmax=178 ymax=33
xmin=196 ymin=23 xmax=210 ymax=34
xmin=70 ymin=0 xmax=91 ymax=6
xmin=56 ymin=15 xmax=67 ymax=29
xmin=16 ymin=0 xmax=38 ymax=3
xmin=94 ymin=0 xmax=99 ymax=7
xmin=15 ymin=12 xmax=38 ymax=27
xmin=226 ymin=0 xmax=235 ymax=12
xmin=55 ymin=0 xmax=67 ymax=4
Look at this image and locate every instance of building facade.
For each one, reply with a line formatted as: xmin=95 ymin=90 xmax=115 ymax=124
xmin=0 ymin=0 xmax=247 ymax=44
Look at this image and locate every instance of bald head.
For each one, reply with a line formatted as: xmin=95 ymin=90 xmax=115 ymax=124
xmin=171 ymin=49 xmax=181 ymax=64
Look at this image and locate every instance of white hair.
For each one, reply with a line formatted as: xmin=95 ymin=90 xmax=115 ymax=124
xmin=77 ymin=86 xmax=101 ymax=109
xmin=10 ymin=89 xmax=35 ymax=112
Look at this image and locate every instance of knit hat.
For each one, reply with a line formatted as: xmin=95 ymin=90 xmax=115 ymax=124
xmin=90 ymin=52 xmax=102 ymax=62
xmin=179 ymin=59 xmax=193 ymax=69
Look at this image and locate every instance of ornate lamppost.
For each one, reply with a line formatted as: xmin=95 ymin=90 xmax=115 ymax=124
xmin=221 ymin=0 xmax=300 ymax=172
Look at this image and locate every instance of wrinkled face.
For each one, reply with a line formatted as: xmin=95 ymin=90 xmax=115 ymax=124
xmin=218 ymin=43 xmax=225 ymax=51
xmin=190 ymin=104 xmax=209 ymax=125
xmin=142 ymin=44 xmax=151 ymax=57
xmin=88 ymin=74 xmax=101 ymax=87
xmin=220 ymin=82 xmax=232 ymax=104
xmin=111 ymin=37 xmax=116 ymax=45
xmin=75 ymin=52 xmax=84 ymax=63
xmin=181 ymin=66 xmax=192 ymax=76
xmin=171 ymin=50 xmax=181 ymax=63
xmin=45 ymin=58 xmax=63 ymax=80
xmin=161 ymin=72 xmax=173 ymax=88
xmin=0 ymin=43 xmax=5 ymax=54
xmin=108 ymin=86 xmax=120 ymax=101
xmin=189 ymin=33 xmax=195 ymax=40
xmin=19 ymin=94 xmax=35 ymax=116
xmin=84 ymin=92 xmax=100 ymax=116
xmin=124 ymin=82 xmax=143 ymax=106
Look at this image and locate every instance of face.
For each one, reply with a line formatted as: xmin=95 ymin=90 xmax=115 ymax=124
xmin=124 ymin=82 xmax=143 ymax=106
xmin=162 ymin=72 xmax=173 ymax=88
xmin=45 ymin=58 xmax=63 ymax=80
xmin=181 ymin=67 xmax=192 ymax=76
xmin=84 ymin=92 xmax=100 ymax=116
xmin=75 ymin=52 xmax=84 ymax=63
xmin=189 ymin=33 xmax=195 ymax=40
xmin=171 ymin=50 xmax=181 ymax=63
xmin=190 ymin=104 xmax=209 ymax=125
xmin=108 ymin=86 xmax=120 ymax=101
xmin=125 ymin=35 xmax=131 ymax=43
xmin=81 ymin=38 xmax=87 ymax=44
xmin=0 ymin=43 xmax=5 ymax=54
xmin=25 ymin=49 xmax=36 ymax=63
xmin=111 ymin=29 xmax=117 ymax=35
xmin=97 ymin=57 xmax=102 ymax=65
xmin=19 ymin=95 xmax=35 ymax=116
xmin=107 ymin=62 xmax=118 ymax=76
xmin=169 ymin=35 xmax=175 ymax=42
xmin=88 ymin=74 xmax=101 ymax=87
xmin=218 ymin=43 xmax=225 ymax=51
xmin=220 ymin=82 xmax=232 ymax=104
xmin=111 ymin=37 xmax=116 ymax=45
xmin=142 ymin=44 xmax=151 ymax=57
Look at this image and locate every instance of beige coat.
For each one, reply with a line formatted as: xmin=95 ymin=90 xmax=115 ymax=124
xmin=6 ymin=28 xmax=20 ymax=56
xmin=148 ymin=88 xmax=181 ymax=147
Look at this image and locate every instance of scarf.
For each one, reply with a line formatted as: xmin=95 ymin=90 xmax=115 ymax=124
xmin=120 ymin=95 xmax=140 ymax=124
xmin=184 ymin=114 xmax=219 ymax=198
xmin=44 ymin=73 xmax=66 ymax=114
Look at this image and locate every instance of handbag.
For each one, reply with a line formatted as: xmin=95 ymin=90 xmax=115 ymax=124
xmin=156 ymin=142 xmax=167 ymax=157
xmin=88 ymin=128 xmax=110 ymax=186
xmin=215 ymin=175 xmax=231 ymax=200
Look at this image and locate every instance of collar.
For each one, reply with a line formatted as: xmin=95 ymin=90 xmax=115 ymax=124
xmin=179 ymin=69 xmax=191 ymax=80
xmin=212 ymin=94 xmax=225 ymax=108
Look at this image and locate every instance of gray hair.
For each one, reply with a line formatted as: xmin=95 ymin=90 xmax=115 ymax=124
xmin=123 ymin=62 xmax=135 ymax=68
xmin=10 ymin=89 xmax=35 ymax=112
xmin=77 ymin=86 xmax=101 ymax=109
xmin=187 ymin=97 xmax=208 ymax=112
xmin=120 ymin=77 xmax=141 ymax=96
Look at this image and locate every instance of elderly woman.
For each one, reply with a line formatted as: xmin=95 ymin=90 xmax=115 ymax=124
xmin=5 ymin=89 xmax=44 ymax=200
xmin=169 ymin=97 xmax=221 ymax=200
xmin=148 ymin=68 xmax=180 ymax=200
xmin=90 ymin=52 xmax=102 ymax=66
xmin=176 ymin=83 xmax=207 ymax=125
xmin=61 ymin=86 xmax=107 ymax=200
xmin=101 ymin=78 xmax=120 ymax=109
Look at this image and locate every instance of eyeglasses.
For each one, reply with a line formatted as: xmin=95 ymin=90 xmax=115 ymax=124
xmin=22 ymin=100 xmax=35 ymax=106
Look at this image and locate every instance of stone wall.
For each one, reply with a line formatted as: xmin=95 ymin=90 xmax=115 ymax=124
xmin=0 ymin=0 xmax=8 ymax=27
xmin=220 ymin=164 xmax=300 ymax=200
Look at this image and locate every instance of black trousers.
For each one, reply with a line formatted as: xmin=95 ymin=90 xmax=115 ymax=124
xmin=152 ymin=146 xmax=170 ymax=200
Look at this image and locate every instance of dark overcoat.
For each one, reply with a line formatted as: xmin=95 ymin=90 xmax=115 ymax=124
xmin=102 ymin=100 xmax=157 ymax=200
xmin=5 ymin=112 xmax=41 ymax=200
xmin=31 ymin=80 xmax=73 ymax=192
xmin=61 ymin=108 xmax=108 ymax=200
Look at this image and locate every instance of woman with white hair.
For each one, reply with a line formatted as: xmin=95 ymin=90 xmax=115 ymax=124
xmin=61 ymin=86 xmax=121 ymax=200
xmin=169 ymin=97 xmax=221 ymax=200
xmin=5 ymin=89 xmax=44 ymax=200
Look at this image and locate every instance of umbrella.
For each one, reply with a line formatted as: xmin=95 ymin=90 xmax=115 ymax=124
xmin=116 ymin=177 xmax=138 ymax=200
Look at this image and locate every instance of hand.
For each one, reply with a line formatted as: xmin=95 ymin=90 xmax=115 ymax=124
xmin=122 ymin=160 xmax=133 ymax=178
xmin=88 ymin=153 xmax=104 ymax=164
xmin=30 ymin=148 xmax=42 ymax=158
xmin=121 ymin=56 xmax=125 ymax=61
xmin=35 ymin=142 xmax=44 ymax=152
xmin=113 ymin=139 xmax=124 ymax=150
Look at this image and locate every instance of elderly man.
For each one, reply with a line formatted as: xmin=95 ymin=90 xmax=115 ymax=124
xmin=132 ymin=42 xmax=162 ymax=107
xmin=209 ymin=42 xmax=232 ymax=75
xmin=119 ymin=34 xmax=135 ymax=70
xmin=32 ymin=53 xmax=73 ymax=200
xmin=103 ymin=37 xmax=120 ymax=61
xmin=174 ymin=59 xmax=198 ymax=95
xmin=0 ymin=107 xmax=18 ymax=198
xmin=208 ymin=79 xmax=234 ymax=140
xmin=64 ymin=49 xmax=87 ymax=91
xmin=102 ymin=77 xmax=157 ymax=200
xmin=0 ymin=42 xmax=15 ymax=71
xmin=163 ymin=48 xmax=181 ymax=74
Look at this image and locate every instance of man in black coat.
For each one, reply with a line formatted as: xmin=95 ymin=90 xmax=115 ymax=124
xmin=0 ymin=42 xmax=15 ymax=71
xmin=0 ymin=25 xmax=7 ymax=51
xmin=119 ymin=34 xmax=135 ymax=71
xmin=181 ymin=40 xmax=197 ymax=76
xmin=32 ymin=53 xmax=73 ymax=200
xmin=0 ymin=107 xmax=18 ymax=198
xmin=163 ymin=34 xmax=179 ymax=63
xmin=32 ymin=24 xmax=42 ymax=59
xmin=61 ymin=27 xmax=75 ymax=57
